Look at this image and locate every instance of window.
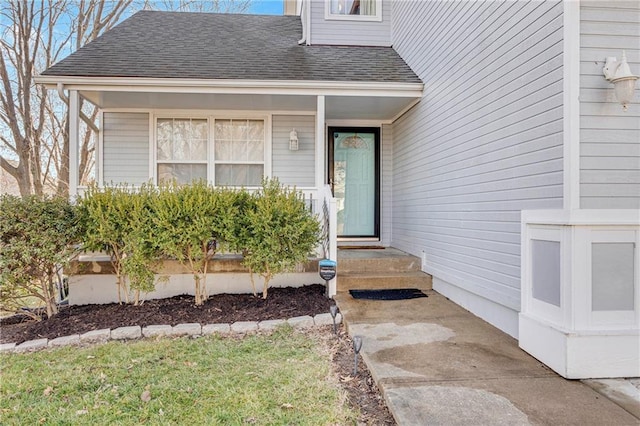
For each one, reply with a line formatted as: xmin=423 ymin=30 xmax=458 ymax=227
xmin=157 ymin=118 xmax=208 ymax=184
xmin=326 ymin=0 xmax=381 ymax=21
xmin=214 ymin=119 xmax=264 ymax=187
xmin=155 ymin=116 xmax=266 ymax=186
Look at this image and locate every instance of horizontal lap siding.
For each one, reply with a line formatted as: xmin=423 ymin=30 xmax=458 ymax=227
xmin=102 ymin=112 xmax=150 ymax=185
xmin=580 ymin=1 xmax=640 ymax=209
xmin=272 ymin=115 xmax=315 ymax=187
xmin=391 ymin=0 xmax=563 ymax=311
xmin=310 ymin=0 xmax=391 ymax=46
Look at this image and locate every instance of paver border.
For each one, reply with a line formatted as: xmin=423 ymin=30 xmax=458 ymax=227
xmin=0 ymin=312 xmax=342 ymax=353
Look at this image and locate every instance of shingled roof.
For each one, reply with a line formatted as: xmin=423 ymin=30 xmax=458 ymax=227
xmin=41 ymin=11 xmax=421 ymax=84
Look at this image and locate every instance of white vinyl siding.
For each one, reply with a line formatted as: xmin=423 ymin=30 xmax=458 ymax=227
xmin=391 ymin=1 xmax=564 ymax=313
xmin=102 ymin=112 xmax=149 ymax=185
xmin=272 ymin=115 xmax=316 ymax=187
xmin=310 ymin=0 xmax=391 ymax=46
xmin=580 ymin=1 xmax=640 ymax=209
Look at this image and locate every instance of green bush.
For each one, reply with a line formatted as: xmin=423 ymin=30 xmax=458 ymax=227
xmin=151 ymin=181 xmax=239 ymax=305
xmin=238 ymin=179 xmax=320 ymax=299
xmin=78 ymin=184 xmax=160 ymax=305
xmin=0 ymin=195 xmax=80 ymax=319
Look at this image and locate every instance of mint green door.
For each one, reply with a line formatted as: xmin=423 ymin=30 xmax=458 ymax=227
xmin=329 ymin=128 xmax=380 ymax=238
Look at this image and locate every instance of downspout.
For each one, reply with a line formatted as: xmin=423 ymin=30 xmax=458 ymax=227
xmin=57 ymin=83 xmax=99 ymax=133
xmin=297 ymin=0 xmax=307 ymax=45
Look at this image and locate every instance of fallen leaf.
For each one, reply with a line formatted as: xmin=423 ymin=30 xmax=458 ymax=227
xmin=43 ymin=386 xmax=53 ymax=396
xmin=39 ymin=418 xmax=46 ymax=424
xmin=76 ymin=409 xmax=88 ymax=415
xmin=280 ymin=403 xmax=293 ymax=409
xmin=140 ymin=390 xmax=151 ymax=403
xmin=159 ymin=408 xmax=164 ymax=416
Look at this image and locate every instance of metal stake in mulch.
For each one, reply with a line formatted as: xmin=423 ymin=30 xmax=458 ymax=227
xmin=352 ymin=335 xmax=363 ymax=376
xmin=329 ymin=305 xmax=339 ymax=335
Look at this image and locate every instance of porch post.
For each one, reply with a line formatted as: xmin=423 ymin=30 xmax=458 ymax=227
xmin=315 ymin=95 xmax=325 ymax=189
xmin=68 ymin=90 xmax=79 ymax=198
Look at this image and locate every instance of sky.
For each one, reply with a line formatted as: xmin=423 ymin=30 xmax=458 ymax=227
xmin=247 ymin=0 xmax=284 ymax=15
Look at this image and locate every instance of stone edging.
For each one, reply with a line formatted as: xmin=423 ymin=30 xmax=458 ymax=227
xmin=0 ymin=312 xmax=343 ymax=354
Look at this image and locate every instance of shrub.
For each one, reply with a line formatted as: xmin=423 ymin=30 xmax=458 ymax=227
xmin=78 ymin=184 xmax=160 ymax=305
xmin=239 ymin=178 xmax=320 ymax=299
xmin=152 ymin=181 xmax=238 ymax=305
xmin=0 ymin=195 xmax=81 ymax=319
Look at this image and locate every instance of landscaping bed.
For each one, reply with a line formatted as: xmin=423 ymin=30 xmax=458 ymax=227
xmin=0 ymin=285 xmax=331 ymax=345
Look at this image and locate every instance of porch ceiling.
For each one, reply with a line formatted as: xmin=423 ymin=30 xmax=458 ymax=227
xmin=80 ymin=91 xmax=419 ymax=121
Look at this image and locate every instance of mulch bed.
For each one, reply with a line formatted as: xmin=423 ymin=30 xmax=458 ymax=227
xmin=0 ymin=284 xmax=331 ymax=344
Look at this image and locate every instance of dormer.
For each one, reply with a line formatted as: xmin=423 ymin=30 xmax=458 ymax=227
xmin=295 ymin=0 xmax=391 ymax=47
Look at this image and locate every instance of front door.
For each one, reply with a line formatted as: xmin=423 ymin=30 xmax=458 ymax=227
xmin=328 ymin=127 xmax=380 ymax=239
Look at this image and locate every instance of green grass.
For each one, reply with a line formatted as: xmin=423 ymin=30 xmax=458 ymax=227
xmin=0 ymin=327 xmax=356 ymax=425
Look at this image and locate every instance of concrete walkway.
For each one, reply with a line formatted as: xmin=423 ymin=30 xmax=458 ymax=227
xmin=335 ymin=290 xmax=640 ymax=425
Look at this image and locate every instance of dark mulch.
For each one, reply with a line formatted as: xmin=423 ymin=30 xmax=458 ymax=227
xmin=0 ymin=284 xmax=331 ymax=344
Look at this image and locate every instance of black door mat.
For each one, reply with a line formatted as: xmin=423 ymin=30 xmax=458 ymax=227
xmin=349 ymin=288 xmax=428 ymax=300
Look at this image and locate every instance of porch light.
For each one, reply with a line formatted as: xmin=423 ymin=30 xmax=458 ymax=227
xmin=603 ymin=51 xmax=638 ymax=111
xmin=289 ymin=128 xmax=299 ymax=151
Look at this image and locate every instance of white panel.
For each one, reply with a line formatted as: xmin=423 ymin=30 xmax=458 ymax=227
xmin=592 ymin=242 xmax=635 ymax=311
xmin=272 ymin=115 xmax=315 ymax=187
xmin=532 ymin=240 xmax=561 ymax=307
xmin=390 ymin=1 xmax=564 ymax=326
xmin=580 ymin=1 xmax=640 ymax=209
xmin=102 ymin=112 xmax=150 ymax=185
xmin=309 ymin=0 xmax=391 ymax=46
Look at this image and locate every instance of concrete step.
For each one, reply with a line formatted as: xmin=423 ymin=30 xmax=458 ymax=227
xmin=337 ymin=255 xmax=422 ymax=274
xmin=337 ymin=271 xmax=432 ymax=292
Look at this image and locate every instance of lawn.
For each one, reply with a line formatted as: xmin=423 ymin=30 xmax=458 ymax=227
xmin=0 ymin=326 xmax=357 ymax=425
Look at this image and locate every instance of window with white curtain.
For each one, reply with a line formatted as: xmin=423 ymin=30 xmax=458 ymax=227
xmin=326 ymin=0 xmax=381 ymax=20
xmin=156 ymin=118 xmax=208 ymax=184
xmin=155 ymin=117 xmax=265 ymax=186
xmin=214 ymin=119 xmax=265 ymax=187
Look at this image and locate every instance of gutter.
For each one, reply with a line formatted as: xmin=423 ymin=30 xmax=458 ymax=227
xmin=38 ymin=76 xmax=424 ymax=98
xmin=56 ymin=83 xmax=99 ymax=133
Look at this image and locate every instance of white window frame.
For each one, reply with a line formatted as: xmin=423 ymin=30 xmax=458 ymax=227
xmin=151 ymin=111 xmax=271 ymax=188
xmin=155 ymin=116 xmax=210 ymax=185
xmin=212 ymin=118 xmax=267 ymax=188
xmin=324 ymin=0 xmax=382 ymax=22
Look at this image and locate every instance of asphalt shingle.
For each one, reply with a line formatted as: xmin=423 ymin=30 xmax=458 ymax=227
xmin=42 ymin=11 xmax=421 ymax=84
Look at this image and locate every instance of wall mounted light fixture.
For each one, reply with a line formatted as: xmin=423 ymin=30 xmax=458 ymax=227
xmin=603 ymin=51 xmax=638 ymax=111
xmin=289 ymin=128 xmax=299 ymax=151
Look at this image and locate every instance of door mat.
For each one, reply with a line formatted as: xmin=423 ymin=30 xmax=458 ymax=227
xmin=349 ymin=288 xmax=428 ymax=300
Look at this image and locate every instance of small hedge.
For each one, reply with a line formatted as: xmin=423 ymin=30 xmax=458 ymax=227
xmin=79 ymin=179 xmax=321 ymax=306
xmin=0 ymin=195 xmax=81 ymax=319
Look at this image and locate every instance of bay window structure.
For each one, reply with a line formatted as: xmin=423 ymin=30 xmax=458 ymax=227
xmin=155 ymin=117 xmax=265 ymax=186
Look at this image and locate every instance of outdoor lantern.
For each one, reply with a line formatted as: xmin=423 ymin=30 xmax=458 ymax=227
xmin=603 ymin=51 xmax=638 ymax=111
xmin=289 ymin=128 xmax=299 ymax=151
xmin=352 ymin=335 xmax=363 ymax=375
xmin=330 ymin=305 xmax=339 ymax=335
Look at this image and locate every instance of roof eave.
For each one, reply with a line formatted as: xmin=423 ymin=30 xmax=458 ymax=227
xmin=35 ymin=75 xmax=424 ymax=97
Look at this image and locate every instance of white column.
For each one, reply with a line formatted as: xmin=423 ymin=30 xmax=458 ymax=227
xmin=562 ymin=1 xmax=580 ymax=210
xmin=315 ymin=95 xmax=325 ymax=189
xmin=68 ymin=90 xmax=79 ymax=198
